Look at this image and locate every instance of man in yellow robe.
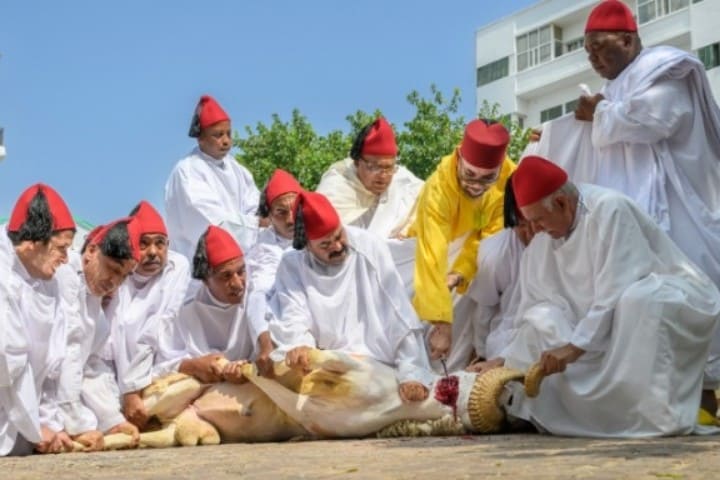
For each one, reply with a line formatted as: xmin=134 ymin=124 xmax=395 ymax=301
xmin=406 ymin=119 xmax=515 ymax=360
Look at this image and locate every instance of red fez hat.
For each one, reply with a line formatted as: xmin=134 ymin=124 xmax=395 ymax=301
xmin=296 ymin=191 xmax=340 ymax=240
xmin=512 ymin=156 xmax=569 ymax=208
xmin=205 ymin=225 xmax=243 ymax=269
xmin=132 ymin=200 xmax=168 ymax=236
xmin=459 ymin=120 xmax=510 ymax=169
xmin=585 ymin=1 xmax=637 ymax=33
xmin=265 ymin=169 xmax=303 ymax=207
xmin=361 ymin=117 xmax=398 ymax=157
xmin=91 ymin=216 xmax=142 ymax=262
xmin=8 ymin=183 xmax=75 ymax=233
xmin=189 ymin=95 xmax=230 ymax=137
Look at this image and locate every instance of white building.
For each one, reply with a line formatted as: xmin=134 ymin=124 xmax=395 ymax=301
xmin=475 ymin=0 xmax=720 ymax=127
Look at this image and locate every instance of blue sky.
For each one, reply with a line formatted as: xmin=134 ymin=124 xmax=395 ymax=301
xmin=0 ymin=0 xmax=535 ymax=224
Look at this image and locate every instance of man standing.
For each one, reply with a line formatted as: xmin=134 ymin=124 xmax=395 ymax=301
xmin=500 ymin=156 xmax=720 ymax=437
xmin=407 ymin=119 xmax=515 ymax=361
xmin=0 ymin=184 xmax=86 ymax=455
xmin=57 ymin=217 xmax=141 ymax=445
xmin=165 ymin=94 xmax=261 ymax=260
xmin=316 ymin=117 xmax=423 ymax=238
xmin=269 ymin=191 xmax=433 ymax=402
xmin=106 ymin=201 xmax=191 ymax=430
xmin=569 ymin=0 xmax=720 ymax=409
xmin=175 ymin=225 xmax=274 ymax=381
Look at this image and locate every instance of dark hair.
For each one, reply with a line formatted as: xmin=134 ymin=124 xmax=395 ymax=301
xmin=192 ymin=231 xmax=210 ymax=280
xmin=8 ymin=189 xmax=56 ymax=246
xmin=99 ymin=222 xmax=134 ymax=261
xmin=503 ymin=173 xmax=519 ymax=229
xmin=256 ymin=188 xmax=270 ymax=218
xmin=292 ymin=203 xmax=307 ymax=250
xmin=349 ymin=122 xmax=374 ymax=161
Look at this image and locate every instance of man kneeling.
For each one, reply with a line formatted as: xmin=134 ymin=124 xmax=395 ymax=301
xmin=495 ymin=156 xmax=720 ymax=437
xmin=268 ymin=191 xmax=433 ymax=402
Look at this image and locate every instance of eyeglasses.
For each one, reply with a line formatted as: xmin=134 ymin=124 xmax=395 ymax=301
xmin=360 ymin=158 xmax=399 ymax=175
xmin=457 ymin=154 xmax=500 ymax=187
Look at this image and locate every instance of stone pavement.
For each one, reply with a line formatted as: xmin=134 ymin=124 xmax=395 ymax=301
xmin=2 ymin=434 xmax=718 ymax=479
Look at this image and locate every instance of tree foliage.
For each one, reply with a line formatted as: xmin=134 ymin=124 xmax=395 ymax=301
xmin=234 ymin=85 xmax=529 ymax=191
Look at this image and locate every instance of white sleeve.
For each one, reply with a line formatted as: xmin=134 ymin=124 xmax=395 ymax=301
xmin=167 ymin=167 xmax=231 ymax=248
xmin=569 ymin=205 xmax=655 ymax=352
xmin=121 ymin=261 xmax=191 ymax=393
xmin=80 ymin=354 xmax=125 ymax=433
xmin=238 ymin=165 xmax=261 ymax=217
xmin=149 ymin=317 xmax=190 ymax=384
xmin=267 ymin=256 xmax=317 ymax=361
xmin=394 ymin=331 xmax=435 ymax=388
xmin=592 ymin=78 xmax=692 ymax=147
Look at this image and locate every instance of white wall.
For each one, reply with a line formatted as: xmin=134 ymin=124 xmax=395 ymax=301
xmin=475 ymin=76 xmax=517 ymax=115
xmin=475 ymin=21 xmax=515 ymax=67
xmin=690 ymin=0 xmax=720 ymax=49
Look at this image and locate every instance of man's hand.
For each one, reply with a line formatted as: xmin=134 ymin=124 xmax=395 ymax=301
xmin=36 ymin=427 xmax=74 ymax=454
xmin=285 ymin=346 xmax=313 ymax=373
xmin=428 ymin=322 xmax=452 ymax=360
xmin=529 ymin=128 xmax=542 ymax=142
xmin=256 ymin=331 xmax=275 ymax=377
xmin=72 ymin=429 xmax=104 ymax=452
xmin=179 ymin=353 xmax=226 ymax=383
xmin=398 ymin=381 xmax=429 ymax=403
xmin=222 ymin=360 xmax=249 ymax=384
xmin=446 ymin=272 xmax=464 ymax=291
xmin=106 ymin=421 xmax=140 ymax=448
xmin=574 ymin=94 xmax=605 ymax=121
xmin=539 ymin=343 xmax=585 ymax=376
xmin=123 ymin=391 xmax=149 ymax=430
xmin=465 ymin=357 xmax=505 ymax=375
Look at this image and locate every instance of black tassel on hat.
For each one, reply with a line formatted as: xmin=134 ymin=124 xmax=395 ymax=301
xmin=188 ymin=107 xmax=202 ymax=138
xmin=503 ymin=173 xmax=519 ymax=229
xmin=349 ymin=123 xmax=374 ymax=161
xmin=292 ymin=199 xmax=307 ymax=250
xmin=256 ymin=187 xmax=270 ymax=218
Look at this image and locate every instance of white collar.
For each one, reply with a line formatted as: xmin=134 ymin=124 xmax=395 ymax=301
xmin=199 ymin=284 xmax=236 ymax=309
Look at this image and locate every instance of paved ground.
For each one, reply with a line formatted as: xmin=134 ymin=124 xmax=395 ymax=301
xmin=2 ymin=434 xmax=718 ymax=479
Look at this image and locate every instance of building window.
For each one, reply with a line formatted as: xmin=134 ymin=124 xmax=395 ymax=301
xmin=565 ymin=37 xmax=585 ymax=54
xmin=638 ymin=0 xmax=689 ymax=24
xmin=476 ymin=57 xmax=510 ymax=87
xmin=698 ymin=43 xmax=720 ymax=70
xmin=516 ymin=24 xmax=563 ymax=72
xmin=540 ymin=105 xmax=563 ymax=123
xmin=565 ymin=99 xmax=579 ymax=114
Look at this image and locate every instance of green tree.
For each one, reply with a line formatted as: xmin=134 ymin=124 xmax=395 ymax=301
xmin=397 ymin=84 xmax=466 ymax=180
xmin=234 ymin=86 xmax=530 ymax=190
xmin=234 ymin=109 xmax=350 ymax=190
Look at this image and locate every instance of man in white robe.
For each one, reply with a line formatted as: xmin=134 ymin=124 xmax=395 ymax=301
xmin=498 ymin=155 xmax=720 ymax=437
xmin=164 ymin=95 xmax=261 ymax=260
xmin=57 ymin=217 xmax=142 ymax=445
xmin=105 ymin=201 xmax=191 ymax=429
xmin=532 ymin=1 xmax=720 ymax=408
xmin=268 ymin=191 xmax=434 ymax=401
xmin=446 ymin=184 xmax=533 ymax=374
xmin=316 ymin=117 xmax=423 ymax=238
xmin=0 ymin=184 xmax=89 ymax=455
xmin=175 ymin=225 xmax=274 ymax=382
xmin=245 ymin=169 xmax=303 ymax=350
